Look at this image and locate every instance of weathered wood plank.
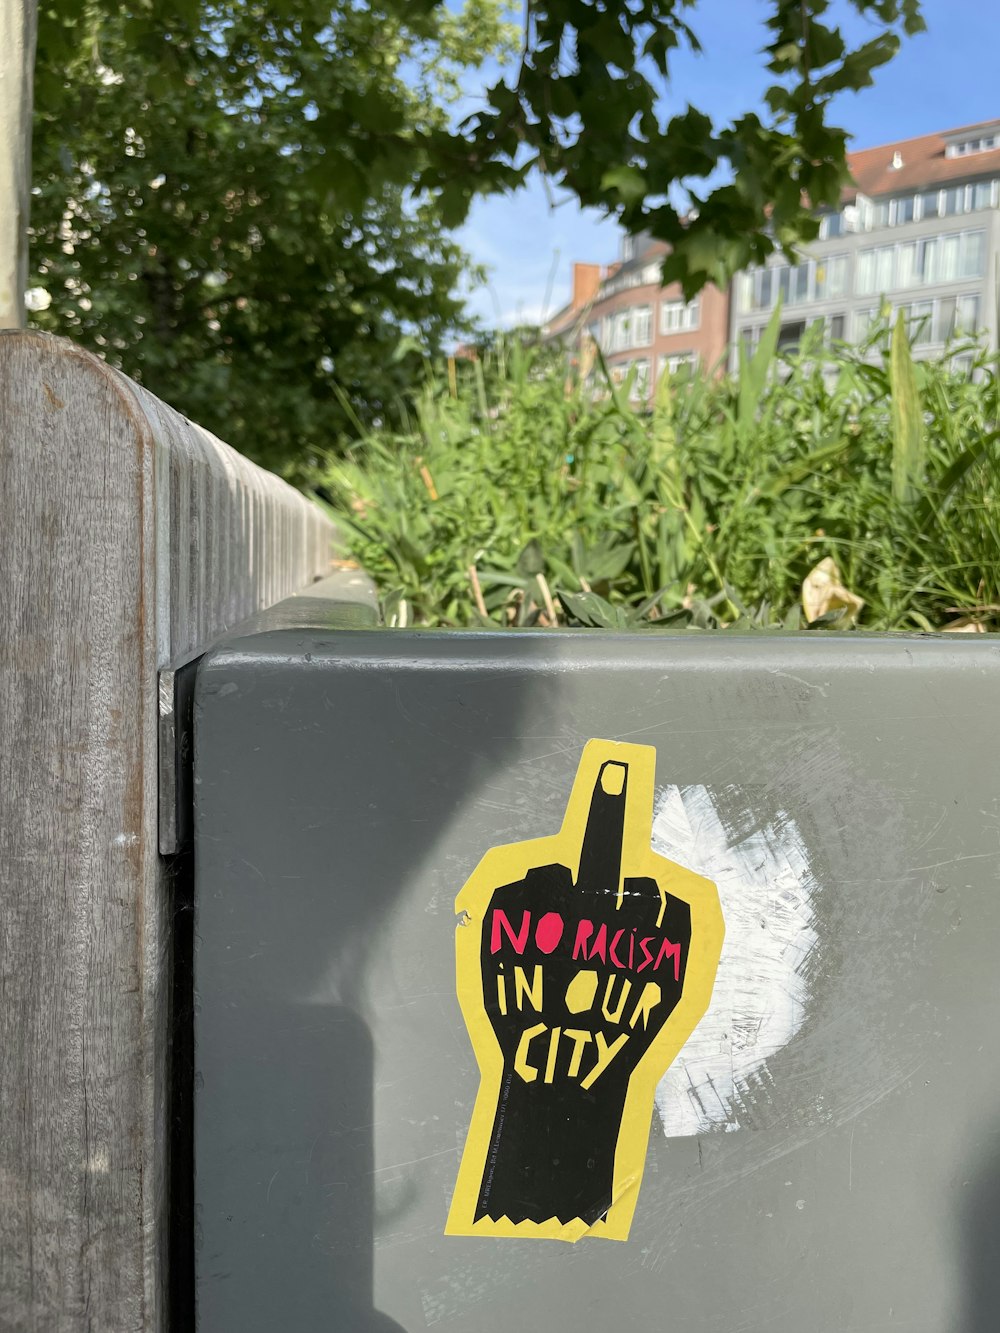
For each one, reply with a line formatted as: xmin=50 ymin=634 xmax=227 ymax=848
xmin=0 ymin=330 xmax=340 ymax=1331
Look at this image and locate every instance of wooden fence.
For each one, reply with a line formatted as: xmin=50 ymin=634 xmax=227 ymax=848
xmin=0 ymin=330 xmax=351 ymax=1331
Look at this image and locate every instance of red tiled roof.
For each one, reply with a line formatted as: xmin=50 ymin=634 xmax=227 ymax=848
xmin=846 ymin=120 xmax=1000 ymax=198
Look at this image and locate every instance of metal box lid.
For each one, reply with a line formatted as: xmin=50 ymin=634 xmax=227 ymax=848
xmin=193 ymin=628 xmax=999 ymax=1331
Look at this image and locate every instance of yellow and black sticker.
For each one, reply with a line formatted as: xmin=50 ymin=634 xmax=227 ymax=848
xmin=446 ymin=739 xmax=724 ymax=1242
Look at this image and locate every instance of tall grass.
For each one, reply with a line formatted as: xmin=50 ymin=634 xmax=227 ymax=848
xmin=314 ymin=311 xmax=1000 ymax=632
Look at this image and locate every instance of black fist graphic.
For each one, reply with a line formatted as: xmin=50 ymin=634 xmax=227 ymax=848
xmin=447 ymin=741 xmax=724 ymax=1243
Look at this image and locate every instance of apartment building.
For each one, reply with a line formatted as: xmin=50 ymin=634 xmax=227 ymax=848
xmin=546 ymin=119 xmax=1000 ymax=389
xmin=543 ymin=235 xmax=730 ymax=397
xmin=732 ymin=120 xmax=1000 ymax=366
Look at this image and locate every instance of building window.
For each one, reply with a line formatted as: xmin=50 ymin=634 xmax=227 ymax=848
xmin=854 ymin=307 xmax=880 ymax=340
xmin=658 ymin=351 xmax=696 ymax=378
xmin=874 ymin=245 xmax=895 ymax=290
xmin=856 ymin=229 xmax=986 ymax=294
xmin=642 ymin=262 xmax=661 ymax=285
xmin=854 ymin=294 xmax=981 ymax=346
xmin=963 ymin=232 xmax=986 ymax=276
xmin=895 ymin=195 xmax=916 ymax=225
xmin=936 ymin=295 xmax=958 ymax=340
xmin=950 ymin=352 xmax=974 ymax=377
xmin=791 ymin=263 xmax=810 ymax=301
xmin=814 ymin=255 xmax=848 ymax=300
xmin=856 ymin=247 xmax=883 ymax=295
xmin=926 ymin=295 xmax=978 ymax=342
xmin=660 ymin=296 xmax=700 ymax=333
xmin=865 ymin=181 xmax=998 ymax=229
xmin=778 ymin=320 xmax=806 ymax=351
xmin=736 ymin=329 xmax=761 ymax=366
xmin=946 ymin=134 xmax=1000 ymax=157
xmin=856 ymin=252 xmax=875 ymax=294
xmin=632 ymin=359 xmax=650 ymax=397
xmin=828 ymin=313 xmax=846 ymax=341
xmin=734 ymin=273 xmax=754 ymax=315
xmin=819 ymin=211 xmax=844 ymax=239
xmin=738 ymin=255 xmax=848 ymax=312
xmin=936 ymin=231 xmax=985 ymax=281
xmin=904 ymin=300 xmax=935 ymax=345
xmin=955 ymin=293 xmax=981 ymax=334
xmin=604 ymin=306 xmax=653 ymax=350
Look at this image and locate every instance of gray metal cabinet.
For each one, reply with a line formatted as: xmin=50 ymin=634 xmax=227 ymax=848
xmin=193 ymin=628 xmax=1000 ymax=1331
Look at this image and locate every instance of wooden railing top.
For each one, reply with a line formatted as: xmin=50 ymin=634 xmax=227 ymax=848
xmin=0 ymin=330 xmax=345 ymax=1332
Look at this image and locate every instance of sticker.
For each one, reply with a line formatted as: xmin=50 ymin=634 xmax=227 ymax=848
xmin=446 ymin=740 xmax=725 ymax=1242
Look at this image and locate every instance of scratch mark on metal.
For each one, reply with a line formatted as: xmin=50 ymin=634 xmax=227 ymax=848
xmin=768 ymin=669 xmax=829 ymax=696
xmin=848 ymin=1120 xmax=856 ymax=1192
xmin=907 ymin=852 xmax=996 ymax=872
xmin=374 ymin=1145 xmax=458 ymax=1175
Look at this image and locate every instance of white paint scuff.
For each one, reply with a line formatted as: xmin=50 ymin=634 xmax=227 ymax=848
xmin=651 ymin=785 xmax=819 ymax=1138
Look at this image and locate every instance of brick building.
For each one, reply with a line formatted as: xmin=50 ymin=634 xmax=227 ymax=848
xmin=545 ymin=118 xmax=1000 ymax=391
xmin=543 ymin=235 xmax=730 ymax=398
xmin=732 ymin=119 xmax=1000 ymax=368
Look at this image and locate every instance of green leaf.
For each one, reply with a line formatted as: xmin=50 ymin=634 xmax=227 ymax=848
xmin=600 ymin=165 xmax=647 ymax=207
xmin=738 ymin=302 xmax=782 ymax=435
xmin=557 ymin=589 xmax=623 ymax=629
xmin=343 ymin=88 xmax=406 ymax=136
xmin=915 ymin=428 xmax=1000 ymax=526
xmin=890 ymin=313 xmax=924 ymax=505
xmin=516 ymin=538 xmax=544 ymax=577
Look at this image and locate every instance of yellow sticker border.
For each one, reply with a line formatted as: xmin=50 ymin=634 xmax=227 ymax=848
xmin=446 ymin=738 xmax=726 ymax=1243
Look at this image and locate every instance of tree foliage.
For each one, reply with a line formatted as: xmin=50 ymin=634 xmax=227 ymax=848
xmin=30 ymin=0 xmax=516 ymax=469
xmin=29 ymin=0 xmax=925 ymax=467
xmin=429 ymin=0 xmax=926 ymax=294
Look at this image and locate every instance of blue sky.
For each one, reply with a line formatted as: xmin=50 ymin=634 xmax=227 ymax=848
xmin=455 ymin=0 xmax=1000 ymax=328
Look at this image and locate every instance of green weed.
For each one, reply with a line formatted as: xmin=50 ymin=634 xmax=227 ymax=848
xmin=313 ymin=316 xmax=999 ymax=632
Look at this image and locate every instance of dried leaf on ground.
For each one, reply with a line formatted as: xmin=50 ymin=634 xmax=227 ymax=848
xmin=802 ymin=557 xmax=865 ymax=627
xmin=941 ymin=617 xmax=987 ymax=633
